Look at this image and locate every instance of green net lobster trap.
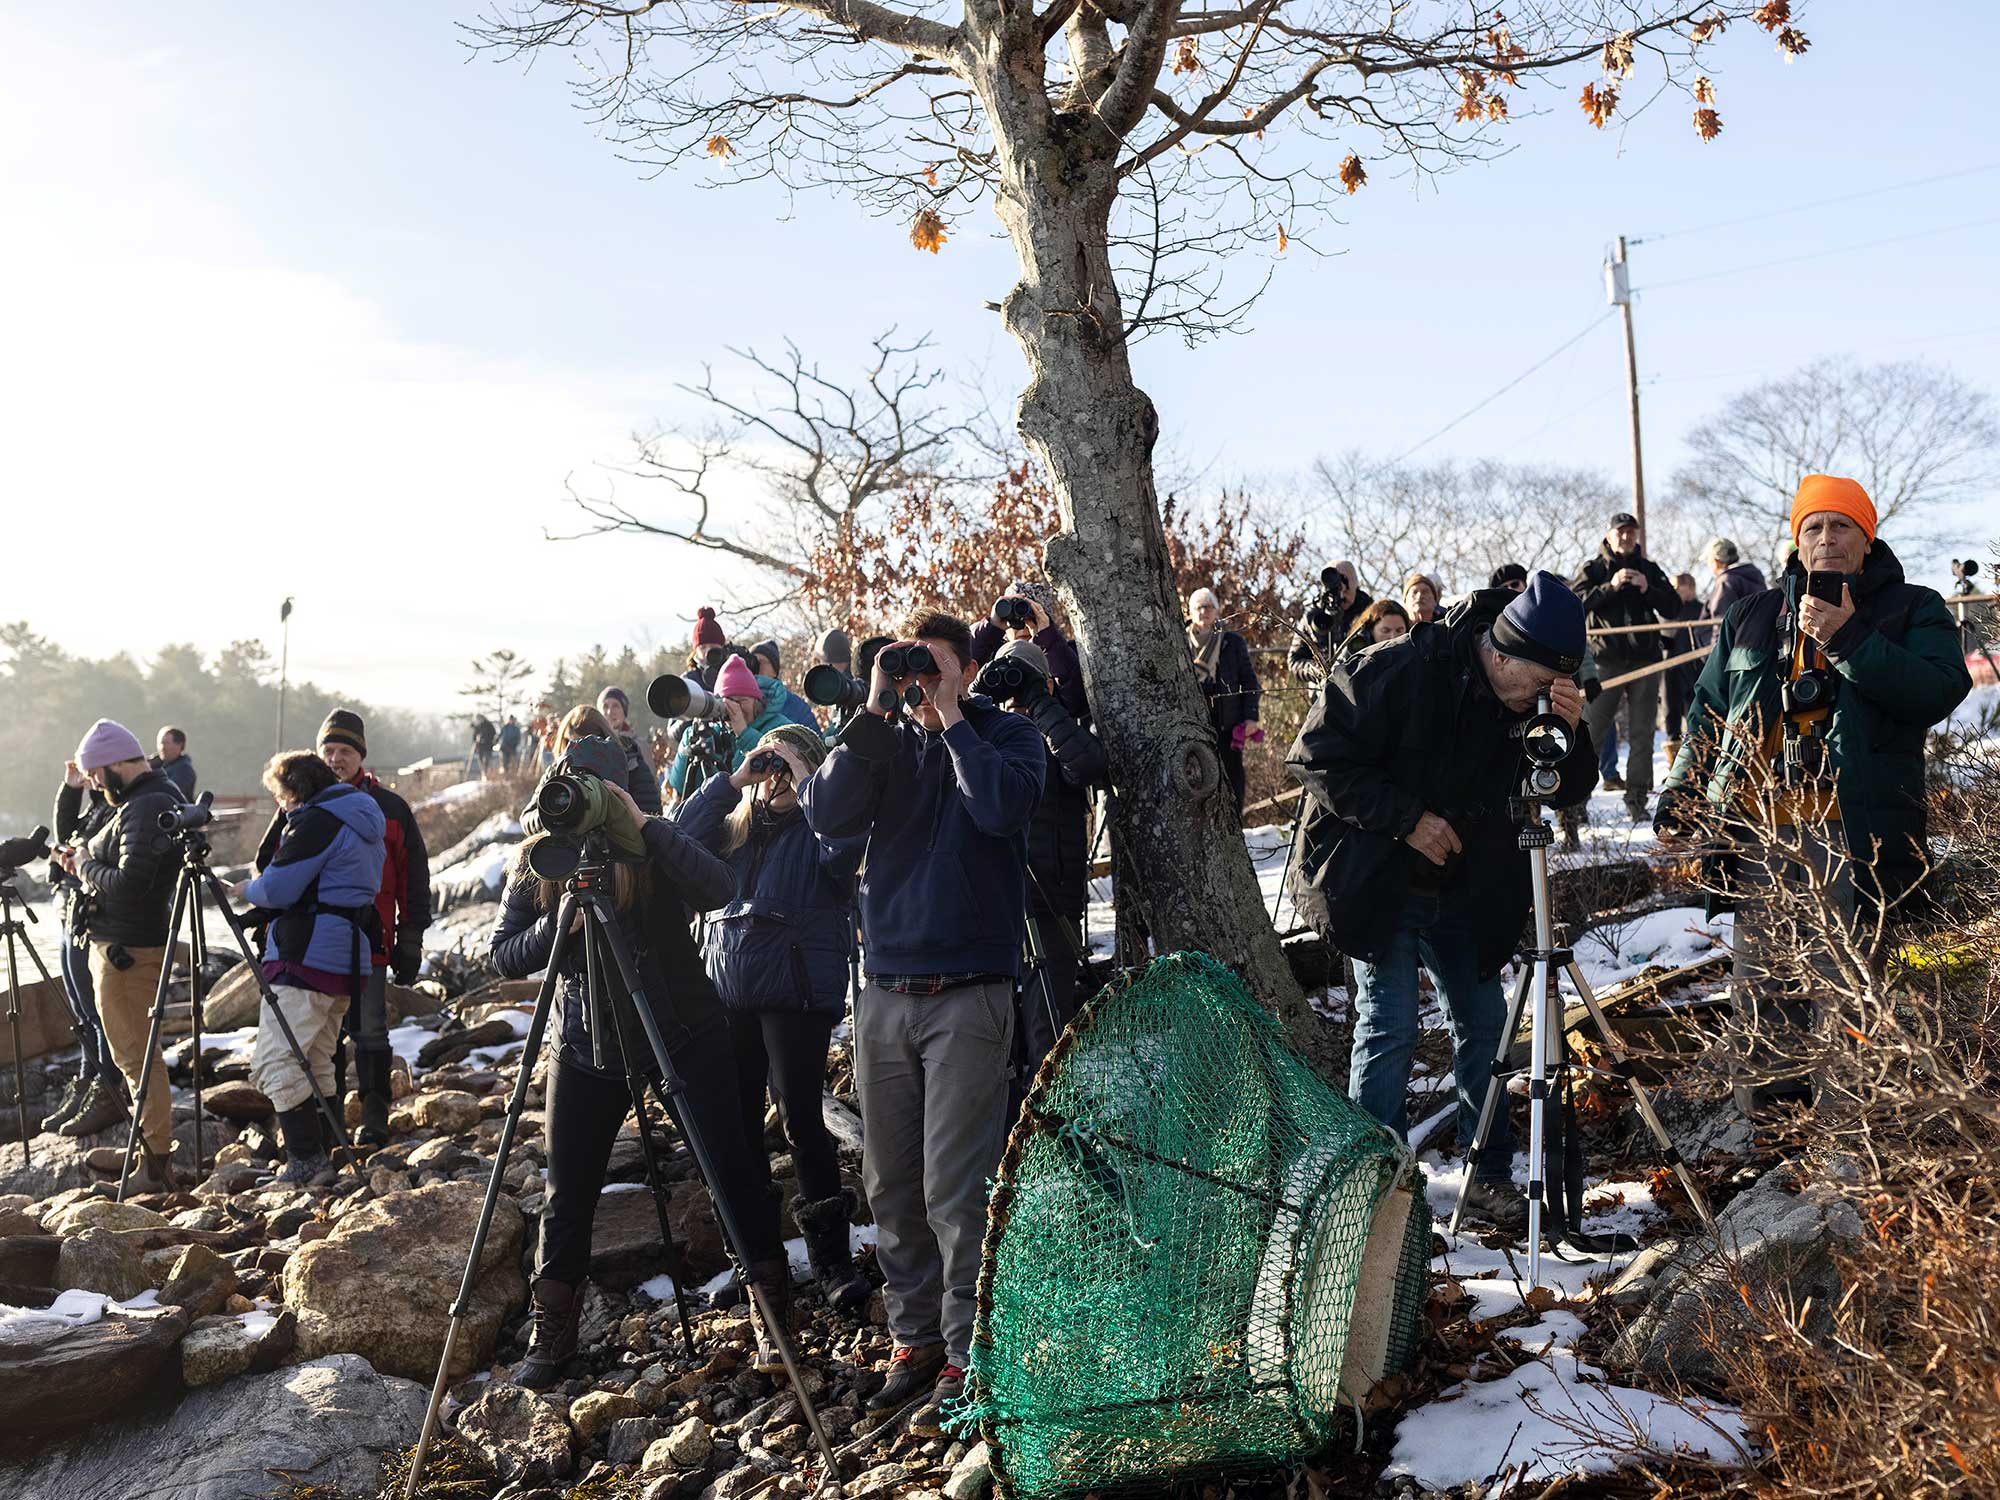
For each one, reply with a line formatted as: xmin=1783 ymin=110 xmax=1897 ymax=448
xmin=957 ymin=951 xmax=1430 ymax=1498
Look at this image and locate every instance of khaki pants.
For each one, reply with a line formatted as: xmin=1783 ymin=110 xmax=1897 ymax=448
xmin=90 ymin=942 xmax=172 ymax=1154
xmin=252 ymin=986 xmax=349 ymax=1114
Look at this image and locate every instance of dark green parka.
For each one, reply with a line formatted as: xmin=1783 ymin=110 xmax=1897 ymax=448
xmin=1661 ymin=540 xmax=1971 ymax=911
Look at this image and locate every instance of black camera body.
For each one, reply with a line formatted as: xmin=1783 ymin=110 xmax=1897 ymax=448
xmin=1782 ymin=669 xmax=1834 ymax=714
xmin=973 ymin=656 xmax=1044 ymax=704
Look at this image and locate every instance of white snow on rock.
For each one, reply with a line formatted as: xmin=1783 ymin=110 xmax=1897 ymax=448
xmin=1570 ymin=907 xmax=1732 ymax=993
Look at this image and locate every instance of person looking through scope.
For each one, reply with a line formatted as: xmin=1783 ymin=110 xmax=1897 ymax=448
xmin=666 ymin=653 xmax=795 ymax=795
xmin=674 ymin=722 xmax=871 ymax=1312
xmin=48 ymin=719 xmax=184 ymax=1191
xmin=240 ymin=751 xmax=386 ymax=1186
xmin=42 ymin=760 xmax=120 ymax=1137
xmin=491 ymin=730 xmax=788 ymax=1386
xmin=802 ymin=607 xmax=1047 ymax=1435
xmin=1285 ymin=573 xmax=1597 ymax=1234
xmin=1288 ymin=560 xmax=1373 ymax=687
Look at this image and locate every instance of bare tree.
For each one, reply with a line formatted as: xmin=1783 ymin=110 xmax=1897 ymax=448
xmin=460 ymin=648 xmax=536 ymax=725
xmin=555 ymin=331 xmax=973 ymax=628
xmin=1308 ymin=452 xmax=1621 ymax=598
xmin=1670 ymin=358 xmax=1998 ymax=547
xmin=470 ymin=0 xmax=1811 ymax=1051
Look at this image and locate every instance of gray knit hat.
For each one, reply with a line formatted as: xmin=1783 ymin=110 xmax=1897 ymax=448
xmin=815 ymin=628 xmax=851 ymax=668
xmin=1005 ymin=579 xmax=1058 ymax=622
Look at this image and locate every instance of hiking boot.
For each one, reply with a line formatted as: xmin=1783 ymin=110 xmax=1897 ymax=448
xmin=273 ymin=1103 xmax=333 ymax=1186
xmin=128 ymin=1144 xmax=180 ymax=1195
xmin=1599 ymin=774 xmax=1626 ymax=793
xmin=357 ymin=1051 xmax=393 ymax=1149
xmin=277 ymin=1151 xmax=331 ymax=1187
xmin=1624 ymin=796 xmax=1650 ymax=824
xmin=908 ymin=1364 xmax=966 ymax=1437
xmin=793 ymin=1189 xmax=871 ymax=1313
xmin=1663 ymin=737 xmax=1682 ymax=769
xmin=40 ymin=1075 xmax=86 ymax=1132
xmin=1458 ymin=1180 xmax=1530 ymax=1236
xmin=868 ymin=1341 xmax=948 ymax=1410
xmin=744 ymin=1257 xmax=794 ymax=1375
xmin=59 ymin=1075 xmax=128 ymax=1137
xmin=514 ymin=1278 xmax=581 ymax=1389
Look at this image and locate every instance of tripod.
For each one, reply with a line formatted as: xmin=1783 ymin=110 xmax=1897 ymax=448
xmin=115 ymin=827 xmax=367 ymax=1201
xmin=404 ymin=843 xmax=845 ymax=1498
xmin=2 ymin=881 xmax=60 ymax=1162
xmin=1448 ymin=721 xmax=1715 ymax=1288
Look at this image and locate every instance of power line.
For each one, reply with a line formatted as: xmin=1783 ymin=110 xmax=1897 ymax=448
xmin=1632 ymin=161 xmax=2000 ymax=245
xmin=1636 ymin=214 xmax=2000 ymax=293
xmin=1386 ymin=312 xmax=1614 ymax=465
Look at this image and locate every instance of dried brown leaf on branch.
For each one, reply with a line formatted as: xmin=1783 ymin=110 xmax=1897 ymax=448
xmin=1693 ymin=74 xmax=1717 ymax=104
xmin=1276 ymin=224 xmax=1288 ymax=252
xmin=704 ymin=134 xmax=735 ymax=159
xmin=1580 ymin=81 xmax=1619 ymax=128
xmin=1777 ymin=25 xmax=1812 ymax=58
xmin=1338 ymin=153 xmax=1367 ymax=194
xmin=1694 ymin=107 xmax=1723 ymax=141
xmin=1752 ymin=0 xmax=1792 ymax=29
xmin=1602 ymin=31 xmax=1636 ymax=79
xmin=924 ymin=164 xmax=938 ymax=187
xmin=1454 ymin=69 xmax=1487 ymax=123
xmin=909 ymin=208 xmax=948 ymax=253
xmin=1689 ymin=10 xmax=1729 ymax=44
xmin=1173 ymin=37 xmax=1200 ymax=75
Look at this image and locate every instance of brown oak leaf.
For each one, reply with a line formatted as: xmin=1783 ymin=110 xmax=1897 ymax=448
xmin=909 ymin=208 xmax=947 ymax=253
xmin=1694 ymin=106 xmax=1723 ymax=141
xmin=1338 ymin=152 xmax=1366 ymax=193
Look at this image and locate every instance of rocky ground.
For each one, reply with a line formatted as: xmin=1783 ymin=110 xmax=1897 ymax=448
xmin=0 ymin=802 xmax=1856 ymax=1500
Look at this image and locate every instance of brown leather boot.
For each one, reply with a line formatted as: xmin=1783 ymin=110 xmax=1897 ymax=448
xmin=514 ymin=1278 xmax=581 ymax=1389
xmin=743 ymin=1257 xmax=794 ymax=1375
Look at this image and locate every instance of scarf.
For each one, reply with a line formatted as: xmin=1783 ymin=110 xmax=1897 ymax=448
xmin=1189 ymin=623 xmax=1224 ymax=683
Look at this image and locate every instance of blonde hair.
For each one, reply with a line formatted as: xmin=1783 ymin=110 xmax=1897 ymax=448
xmin=553 ymin=704 xmax=613 ymax=757
xmin=514 ymin=701 xmax=646 ymax=909
xmin=720 ymin=725 xmax=829 ymax=855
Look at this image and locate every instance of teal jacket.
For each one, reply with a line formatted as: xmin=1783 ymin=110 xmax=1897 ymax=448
xmin=667 ymin=674 xmax=796 ymax=794
xmin=1662 ymin=541 xmax=1971 ymax=910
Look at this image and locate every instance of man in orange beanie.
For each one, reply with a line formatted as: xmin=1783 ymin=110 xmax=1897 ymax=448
xmin=1658 ymin=473 xmax=1970 ymax=1113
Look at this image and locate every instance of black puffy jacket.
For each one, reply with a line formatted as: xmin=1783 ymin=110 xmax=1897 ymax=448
xmin=1284 ymin=591 xmax=1597 ymax=978
xmin=1571 ymin=544 xmax=1680 ymax=672
xmin=1287 ymin=589 xmax=1373 ymax=686
xmin=489 ymin=817 xmax=736 ymax=1078
xmin=76 ymin=768 xmax=182 ymax=947
xmin=1022 ymin=693 xmax=1109 ymax=921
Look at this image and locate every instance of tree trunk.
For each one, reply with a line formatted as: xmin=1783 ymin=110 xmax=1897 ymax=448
xmin=980 ymin=96 xmax=1319 ymax=1063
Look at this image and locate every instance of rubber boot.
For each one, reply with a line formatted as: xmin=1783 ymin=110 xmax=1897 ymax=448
xmin=744 ymin=1257 xmax=794 ymax=1375
xmin=356 ymin=1050 xmax=393 ymax=1148
xmin=59 ymin=1074 xmax=129 ymax=1137
xmin=793 ymin=1189 xmax=870 ymax=1312
xmin=514 ymin=1278 xmax=581 ymax=1389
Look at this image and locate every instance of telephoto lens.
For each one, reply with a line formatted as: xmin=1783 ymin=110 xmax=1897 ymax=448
xmin=877 ymin=643 xmax=937 ymax=678
xmin=158 ymin=792 xmax=221 ymax=832
xmin=803 ymin=663 xmax=868 ymax=711
xmin=648 ymin=672 xmax=730 ymax=722
xmin=535 ymin=772 xmax=612 ymax=834
xmin=992 ymin=597 xmax=1036 ymax=630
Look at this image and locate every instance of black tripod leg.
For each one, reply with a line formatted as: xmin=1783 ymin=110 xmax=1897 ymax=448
xmin=1562 ymin=960 xmax=1716 ymax=1229
xmin=4 ymin=909 xmax=61 ymax=1159
xmin=404 ymin=900 xmax=574 ymax=1500
xmin=118 ymin=869 xmax=191 ymax=1202
xmin=606 ymin=982 xmax=698 ymax=1359
xmin=1447 ymin=964 xmax=1534 ymax=1237
xmin=590 ymin=901 xmax=845 ymax=1488
xmin=198 ymin=868 xmax=370 ymax=1190
xmin=188 ymin=878 xmax=208 ymax=1181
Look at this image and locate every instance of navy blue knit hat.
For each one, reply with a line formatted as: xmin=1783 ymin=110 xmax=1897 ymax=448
xmin=1492 ymin=571 xmax=1585 ymax=674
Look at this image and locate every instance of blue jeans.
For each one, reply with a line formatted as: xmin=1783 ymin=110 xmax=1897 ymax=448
xmin=1597 ymin=718 xmax=1619 ymax=780
xmin=1349 ymin=891 xmax=1515 ymax=1183
xmin=59 ymin=924 xmax=105 ymax=1077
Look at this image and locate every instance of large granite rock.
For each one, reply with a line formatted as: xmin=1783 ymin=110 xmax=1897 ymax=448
xmin=0 ymin=1131 xmax=118 ymax=1201
xmin=1606 ymin=1161 xmax=1864 ymax=1386
xmin=2 ymin=1352 xmax=424 ymax=1496
xmin=283 ymin=1179 xmax=525 ymax=1380
xmin=57 ymin=1227 xmax=149 ymax=1300
xmin=200 ymin=963 xmax=264 ymax=1032
xmin=0 ymin=1302 xmax=191 ymax=1457
xmin=181 ymin=1307 xmax=296 ymax=1387
xmin=456 ymin=1382 xmax=574 ymax=1484
xmin=158 ymin=1242 xmax=238 ymax=1320
xmin=46 ymin=1199 xmax=168 ymax=1236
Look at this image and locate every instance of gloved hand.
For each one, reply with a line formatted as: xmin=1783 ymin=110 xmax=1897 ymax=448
xmin=390 ymin=931 xmax=425 ymax=985
xmin=1582 ymin=676 xmax=1603 ymax=703
xmin=1229 ymin=723 xmax=1266 ymax=751
xmin=1652 ymin=790 xmax=1698 ymax=846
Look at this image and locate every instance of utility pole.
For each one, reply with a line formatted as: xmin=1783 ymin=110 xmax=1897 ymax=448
xmin=276 ymin=597 xmax=294 ymax=753
xmin=1605 ymin=235 xmax=1646 ymax=533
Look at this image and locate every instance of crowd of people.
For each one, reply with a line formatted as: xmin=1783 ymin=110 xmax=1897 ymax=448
xmin=27 ymin=471 xmax=1973 ymax=1428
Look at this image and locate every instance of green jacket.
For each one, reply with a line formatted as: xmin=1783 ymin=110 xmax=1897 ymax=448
xmin=1662 ymin=540 xmax=1971 ymax=910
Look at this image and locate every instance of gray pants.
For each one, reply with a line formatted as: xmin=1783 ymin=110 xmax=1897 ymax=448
xmin=1729 ymin=823 xmax=1855 ymax=1112
xmin=855 ymin=978 xmax=1015 ymax=1365
xmin=1584 ymin=667 xmax=1659 ymax=800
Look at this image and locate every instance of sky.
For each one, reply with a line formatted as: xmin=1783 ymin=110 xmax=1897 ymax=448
xmin=3 ymin=1 xmax=1995 ymax=711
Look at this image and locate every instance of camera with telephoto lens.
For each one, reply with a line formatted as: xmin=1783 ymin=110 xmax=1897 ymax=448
xmin=876 ymin=643 xmax=936 ymax=679
xmin=973 ymin=656 xmax=1044 ymax=704
xmin=1782 ymin=669 xmax=1834 ymax=714
xmin=1317 ymin=565 xmax=1348 ymax=610
xmin=1514 ymin=693 xmax=1573 ymax=797
xmin=535 ymin=771 xmax=617 ymax=836
xmin=1953 ymin=559 xmax=1981 ymax=582
xmin=0 ymin=825 xmax=50 ymax=883
xmin=158 ymin=791 xmax=238 ymax=835
xmin=648 ymin=672 xmax=730 ymax=723
xmin=803 ymin=663 xmax=868 ymax=713
xmin=992 ymin=597 xmax=1036 ymax=631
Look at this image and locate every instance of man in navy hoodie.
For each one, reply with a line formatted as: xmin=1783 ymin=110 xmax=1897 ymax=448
xmin=801 ymin=608 xmax=1046 ymax=1432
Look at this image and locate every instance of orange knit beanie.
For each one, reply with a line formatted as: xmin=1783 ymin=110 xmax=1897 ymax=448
xmin=1790 ymin=474 xmax=1876 ymax=543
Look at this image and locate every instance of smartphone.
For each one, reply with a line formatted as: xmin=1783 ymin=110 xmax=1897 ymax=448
xmin=1807 ymin=571 xmax=1844 ymax=605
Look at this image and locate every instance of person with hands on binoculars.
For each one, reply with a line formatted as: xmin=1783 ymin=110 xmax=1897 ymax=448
xmin=970 ymin=579 xmax=1089 ymax=721
xmin=803 ymin=608 xmax=1046 ymax=1434
xmin=1285 ymin=574 xmax=1597 ymax=1234
xmin=492 ymin=732 xmax=788 ymax=1388
xmin=1654 ymin=476 xmax=1971 ymax=1110
xmin=675 ymin=723 xmax=871 ymax=1313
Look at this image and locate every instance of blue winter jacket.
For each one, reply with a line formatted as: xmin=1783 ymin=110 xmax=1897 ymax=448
xmin=242 ymin=782 xmax=387 ymax=982
xmin=675 ymin=775 xmax=862 ymax=1015
xmin=774 ymin=683 xmax=819 ymax=731
xmin=668 ymin=675 xmax=806 ymax=794
xmin=802 ymin=696 xmax=1046 ymax=979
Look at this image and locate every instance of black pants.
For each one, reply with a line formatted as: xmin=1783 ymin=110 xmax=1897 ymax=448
xmin=1017 ymin=906 xmax=1083 ymax=1085
xmin=1217 ymin=738 xmax=1247 ymax=816
xmin=537 ymin=1026 xmax=783 ymax=1287
xmin=1664 ymin=660 xmax=1698 ymax=741
xmin=728 ymin=1010 xmax=842 ymax=1206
